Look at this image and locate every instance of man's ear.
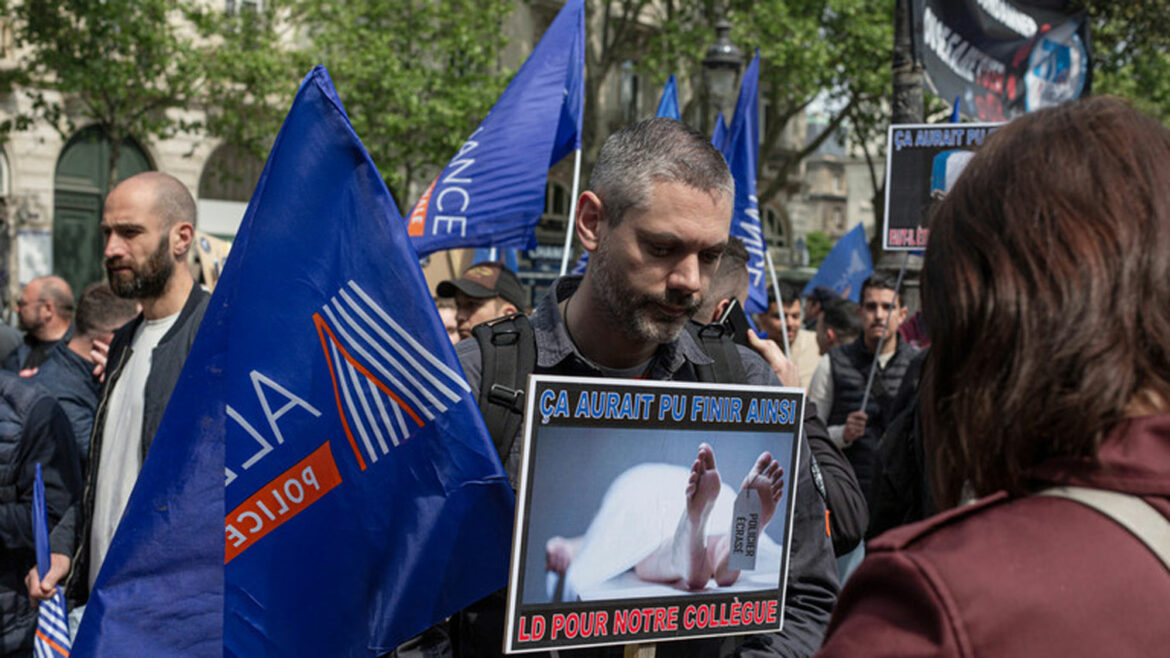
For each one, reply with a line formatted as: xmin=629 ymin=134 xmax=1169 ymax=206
xmin=576 ymin=191 xmax=604 ymax=253
xmin=826 ymin=327 xmax=837 ymax=347
xmin=500 ymin=301 xmax=519 ymax=317
xmin=172 ymin=222 xmax=195 ymax=259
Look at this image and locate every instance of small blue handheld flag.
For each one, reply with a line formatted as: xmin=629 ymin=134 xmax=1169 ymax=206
xmin=32 ymin=463 xmax=70 ymax=658
xmin=802 ymin=223 xmax=874 ymax=303
xmin=407 ymin=0 xmax=585 ymax=256
xmin=656 ymin=74 xmax=680 ymax=120
xmin=73 ymin=67 xmax=516 ymax=657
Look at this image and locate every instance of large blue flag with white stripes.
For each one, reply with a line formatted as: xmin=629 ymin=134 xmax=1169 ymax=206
xmin=722 ymin=52 xmax=768 ymax=314
xmin=73 ymin=67 xmax=515 ymax=656
xmin=32 ymin=464 xmax=70 ymax=658
xmin=407 ymin=0 xmax=584 ymax=256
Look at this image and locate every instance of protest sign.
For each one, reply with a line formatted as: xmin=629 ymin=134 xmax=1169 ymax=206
xmin=504 ymin=375 xmax=805 ymax=653
xmin=882 ymin=122 xmax=1001 ymax=251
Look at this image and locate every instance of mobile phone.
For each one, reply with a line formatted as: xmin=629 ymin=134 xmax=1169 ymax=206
xmin=718 ymin=297 xmax=751 ymax=346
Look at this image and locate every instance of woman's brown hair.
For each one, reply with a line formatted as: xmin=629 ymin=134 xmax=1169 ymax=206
xmin=922 ymin=97 xmax=1170 ymax=508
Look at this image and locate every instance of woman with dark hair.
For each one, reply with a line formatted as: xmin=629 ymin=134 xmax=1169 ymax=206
xmin=817 ymin=96 xmax=1170 ymax=656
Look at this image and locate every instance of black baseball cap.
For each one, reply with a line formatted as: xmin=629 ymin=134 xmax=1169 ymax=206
xmin=437 ymin=261 xmax=529 ymax=309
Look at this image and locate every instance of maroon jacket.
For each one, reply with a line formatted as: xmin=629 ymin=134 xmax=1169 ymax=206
xmin=818 ymin=413 xmax=1170 ymax=657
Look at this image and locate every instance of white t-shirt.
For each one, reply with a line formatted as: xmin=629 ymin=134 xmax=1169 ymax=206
xmin=89 ymin=311 xmax=179 ymax=589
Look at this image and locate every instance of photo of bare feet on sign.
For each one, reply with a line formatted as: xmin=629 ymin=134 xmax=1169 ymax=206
xmin=525 ymin=432 xmax=793 ymax=605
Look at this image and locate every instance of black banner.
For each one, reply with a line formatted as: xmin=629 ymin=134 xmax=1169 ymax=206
xmin=913 ymin=0 xmax=1092 ymax=121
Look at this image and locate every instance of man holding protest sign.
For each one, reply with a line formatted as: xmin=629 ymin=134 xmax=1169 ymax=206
xmin=457 ymin=117 xmax=836 ymax=655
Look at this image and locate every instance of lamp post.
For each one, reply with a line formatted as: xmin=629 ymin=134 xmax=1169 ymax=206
xmin=702 ymin=19 xmax=743 ymax=133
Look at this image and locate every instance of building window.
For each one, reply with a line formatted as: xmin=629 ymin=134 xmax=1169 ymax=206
xmin=620 ymin=60 xmax=640 ymax=123
xmin=225 ymin=0 xmax=261 ymax=15
xmin=832 ymin=170 xmax=842 ymax=193
xmin=545 ymin=182 xmax=569 ymax=218
xmin=764 ymin=206 xmax=786 ymax=247
xmin=833 ymin=207 xmax=844 ymax=230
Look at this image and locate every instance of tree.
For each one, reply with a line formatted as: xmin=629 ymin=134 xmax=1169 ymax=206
xmin=292 ymin=0 xmax=514 ymax=211
xmin=805 ymin=229 xmax=832 ymax=268
xmin=0 ymin=0 xmax=202 ymax=184
xmin=1075 ymin=0 xmax=1170 ymax=123
xmin=626 ymin=0 xmax=895 ymax=209
xmin=188 ymin=0 xmax=311 ymax=165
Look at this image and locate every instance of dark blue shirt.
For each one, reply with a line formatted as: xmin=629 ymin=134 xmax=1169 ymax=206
xmin=31 ymin=341 xmax=99 ymax=468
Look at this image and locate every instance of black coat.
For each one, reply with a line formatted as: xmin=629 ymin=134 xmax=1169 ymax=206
xmin=0 ymin=373 xmax=80 ymax=656
xmin=51 ymin=284 xmax=210 ymax=605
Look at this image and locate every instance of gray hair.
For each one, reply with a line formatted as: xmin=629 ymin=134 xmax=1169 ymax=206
xmin=589 ymin=117 xmax=734 ymax=226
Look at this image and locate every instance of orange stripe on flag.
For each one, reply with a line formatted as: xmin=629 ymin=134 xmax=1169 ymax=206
xmin=315 ymin=314 xmax=424 ymax=426
xmin=314 ymin=313 xmax=368 ymax=470
xmin=225 ymin=442 xmax=343 ymax=563
xmin=407 ymin=178 xmax=436 ymax=237
xmin=36 ymin=629 xmax=69 ymax=656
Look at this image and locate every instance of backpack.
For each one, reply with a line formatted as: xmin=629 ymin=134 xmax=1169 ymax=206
xmin=471 ymin=314 xmax=745 ymax=464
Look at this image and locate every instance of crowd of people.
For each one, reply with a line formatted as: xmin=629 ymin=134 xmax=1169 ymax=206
xmin=1 ymin=95 xmax=1166 ymax=657
xmin=425 ymin=97 xmax=1169 ymax=656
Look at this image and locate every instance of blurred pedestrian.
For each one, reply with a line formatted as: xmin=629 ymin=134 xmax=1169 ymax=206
xmin=6 ymin=276 xmax=74 ymax=373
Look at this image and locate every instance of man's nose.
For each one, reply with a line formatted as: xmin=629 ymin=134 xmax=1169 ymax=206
xmin=667 ymin=254 xmax=702 ymax=296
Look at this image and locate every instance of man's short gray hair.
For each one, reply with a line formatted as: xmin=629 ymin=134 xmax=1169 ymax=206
xmin=589 ymin=118 xmax=734 ymax=226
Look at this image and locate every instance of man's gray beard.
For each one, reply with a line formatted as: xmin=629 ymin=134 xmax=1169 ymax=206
xmin=108 ymin=235 xmax=174 ymax=300
xmin=588 ymin=236 xmax=699 ymax=345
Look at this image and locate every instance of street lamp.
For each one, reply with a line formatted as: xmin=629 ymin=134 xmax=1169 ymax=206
xmin=703 ymin=19 xmax=743 ymax=125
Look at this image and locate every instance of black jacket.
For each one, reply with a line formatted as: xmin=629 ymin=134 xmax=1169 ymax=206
xmin=866 ymin=349 xmax=933 ymax=538
xmin=0 ymin=373 xmax=80 ymax=656
xmin=804 ymin=403 xmax=868 ymax=557
xmin=826 ymin=337 xmax=917 ymax=497
xmin=51 ymin=284 xmax=210 ymax=605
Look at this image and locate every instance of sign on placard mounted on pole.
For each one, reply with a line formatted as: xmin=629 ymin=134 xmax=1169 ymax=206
xmin=882 ymin=122 xmax=1001 ymax=251
xmin=504 ymin=375 xmax=805 ymax=653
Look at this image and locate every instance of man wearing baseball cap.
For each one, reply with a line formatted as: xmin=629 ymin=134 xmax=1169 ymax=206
xmin=437 ymin=261 xmax=530 ymax=341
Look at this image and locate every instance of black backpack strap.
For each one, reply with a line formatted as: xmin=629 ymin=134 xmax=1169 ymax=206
xmin=689 ymin=322 xmax=747 ymax=384
xmin=472 ymin=313 xmax=536 ymax=464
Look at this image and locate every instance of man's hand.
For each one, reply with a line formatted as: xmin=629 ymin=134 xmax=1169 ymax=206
xmin=26 ymin=553 xmax=71 ymax=607
xmin=748 ymin=329 xmax=800 ymax=387
xmin=843 ymin=410 xmax=868 ymax=445
xmin=91 ymin=338 xmax=110 ymax=382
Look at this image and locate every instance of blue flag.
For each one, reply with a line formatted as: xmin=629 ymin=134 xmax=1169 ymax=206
xmin=655 ymin=74 xmax=680 ymax=120
xmin=802 ymin=223 xmax=873 ymax=303
xmin=473 ymin=247 xmax=520 ymax=273
xmin=711 ymin=111 xmax=727 ymax=150
xmin=74 ymin=67 xmax=515 ymax=657
xmin=407 ymin=0 xmax=584 ymax=256
xmin=722 ymin=52 xmax=768 ymax=315
xmin=32 ymin=464 xmax=70 ymax=658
